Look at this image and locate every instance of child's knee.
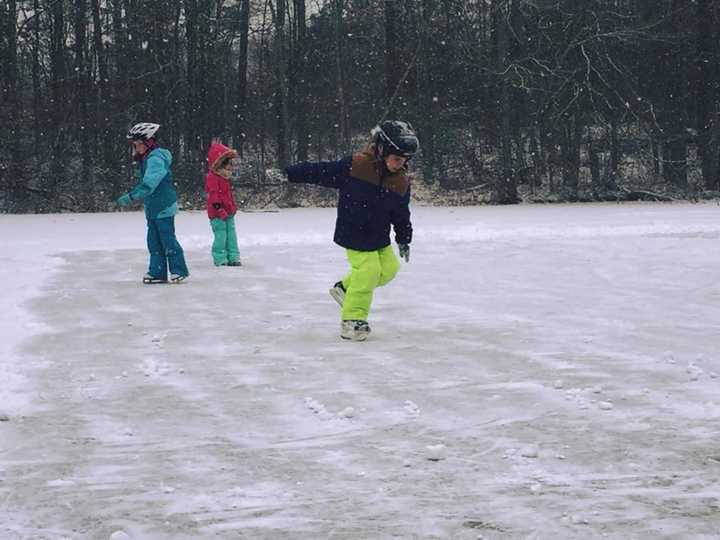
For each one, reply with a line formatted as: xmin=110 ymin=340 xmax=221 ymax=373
xmin=366 ymin=263 xmax=382 ymax=284
xmin=353 ymin=261 xmax=381 ymax=288
xmin=379 ymin=258 xmax=400 ymax=285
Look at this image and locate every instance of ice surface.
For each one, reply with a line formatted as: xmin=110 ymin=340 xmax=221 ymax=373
xmin=2 ymin=204 xmax=720 ymax=538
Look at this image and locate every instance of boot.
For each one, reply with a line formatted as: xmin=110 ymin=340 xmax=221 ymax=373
xmin=329 ymin=281 xmax=346 ymax=307
xmin=143 ymin=273 xmax=167 ymax=284
xmin=341 ymin=319 xmax=370 ymax=341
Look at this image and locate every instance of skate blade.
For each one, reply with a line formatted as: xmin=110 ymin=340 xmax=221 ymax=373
xmin=341 ymin=333 xmax=368 ymax=342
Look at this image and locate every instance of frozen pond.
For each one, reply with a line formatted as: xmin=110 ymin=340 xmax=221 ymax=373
xmin=1 ymin=203 xmax=720 ymax=539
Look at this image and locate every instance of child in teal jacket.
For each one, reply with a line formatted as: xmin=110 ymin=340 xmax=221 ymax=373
xmin=117 ymin=122 xmax=189 ymax=284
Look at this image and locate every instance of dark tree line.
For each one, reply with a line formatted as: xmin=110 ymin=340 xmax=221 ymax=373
xmin=1 ymin=0 xmax=720 ymax=212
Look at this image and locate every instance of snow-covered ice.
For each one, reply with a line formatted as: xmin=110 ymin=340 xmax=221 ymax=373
xmin=2 ymin=203 xmax=720 ymax=538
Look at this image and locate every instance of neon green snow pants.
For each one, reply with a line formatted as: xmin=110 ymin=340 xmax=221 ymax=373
xmin=340 ymin=245 xmax=400 ymax=321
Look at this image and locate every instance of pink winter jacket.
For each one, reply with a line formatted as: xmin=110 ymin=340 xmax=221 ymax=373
xmin=205 ymin=142 xmax=238 ymax=220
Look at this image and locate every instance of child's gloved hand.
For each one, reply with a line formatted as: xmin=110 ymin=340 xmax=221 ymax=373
xmin=266 ymin=169 xmax=286 ymax=183
xmin=218 ymin=209 xmax=229 ymax=221
xmin=398 ymin=243 xmax=410 ymax=262
xmin=116 ymin=193 xmax=132 ymax=207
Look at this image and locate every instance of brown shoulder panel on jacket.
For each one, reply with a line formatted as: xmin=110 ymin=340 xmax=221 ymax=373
xmin=350 ymin=150 xmax=410 ymax=197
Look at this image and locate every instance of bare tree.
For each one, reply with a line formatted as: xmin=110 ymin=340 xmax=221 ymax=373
xmin=292 ymin=0 xmax=309 ymax=160
xmin=383 ymin=0 xmax=401 ymax=117
xmin=235 ymin=0 xmax=251 ymax=156
xmin=4 ymin=0 xmax=720 ymax=211
xmin=694 ymin=0 xmax=719 ymax=191
xmin=273 ymin=0 xmax=290 ymax=167
xmin=493 ymin=0 xmax=519 ymax=203
xmin=333 ymin=0 xmax=350 ymax=153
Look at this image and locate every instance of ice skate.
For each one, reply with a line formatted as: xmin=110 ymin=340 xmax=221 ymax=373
xmin=227 ymin=260 xmax=242 ymax=267
xmin=142 ymin=273 xmax=167 ymax=284
xmin=341 ymin=319 xmax=370 ymax=341
xmin=329 ymin=281 xmax=346 ymax=307
xmin=169 ymin=273 xmax=188 ymax=283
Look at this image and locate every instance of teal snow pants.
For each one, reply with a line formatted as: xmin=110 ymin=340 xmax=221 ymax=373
xmin=210 ymin=215 xmax=240 ymax=266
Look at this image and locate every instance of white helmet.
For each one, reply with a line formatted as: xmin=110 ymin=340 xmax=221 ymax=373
xmin=127 ymin=122 xmax=160 ymax=141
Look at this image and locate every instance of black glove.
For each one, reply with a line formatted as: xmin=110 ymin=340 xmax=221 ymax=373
xmin=398 ymin=243 xmax=410 ymax=262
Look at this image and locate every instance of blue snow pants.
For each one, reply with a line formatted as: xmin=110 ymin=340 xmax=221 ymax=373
xmin=146 ymin=216 xmax=189 ymax=280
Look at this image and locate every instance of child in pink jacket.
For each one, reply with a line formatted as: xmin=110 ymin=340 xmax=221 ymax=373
xmin=205 ymin=140 xmax=241 ymax=266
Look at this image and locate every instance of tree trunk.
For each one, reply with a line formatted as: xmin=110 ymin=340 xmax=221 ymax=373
xmin=664 ymin=137 xmax=688 ymax=190
xmin=110 ymin=0 xmax=131 ymax=195
xmin=588 ymin=139 xmax=601 ymax=196
xmin=257 ymin=0 xmax=271 ymax=175
xmin=273 ymin=0 xmax=290 ymax=168
xmin=91 ymin=0 xmax=108 ymax=106
xmin=493 ymin=0 xmax=519 ymax=204
xmin=561 ymin=115 xmax=582 ymax=199
xmin=91 ymin=0 xmax=112 ymax=179
xmin=530 ymin=126 xmax=544 ymax=194
xmin=50 ymin=0 xmax=68 ymax=204
xmin=695 ymin=0 xmax=719 ymax=191
xmin=383 ymin=0 xmax=401 ymax=117
xmin=419 ymin=0 xmax=438 ymax=186
xmin=609 ymin=118 xmax=620 ymax=189
xmin=111 ymin=0 xmax=126 ymax=107
xmin=74 ymin=0 xmax=93 ymax=210
xmin=2 ymin=0 xmax=22 ymax=210
xmin=198 ymin=0 xmax=212 ymax=149
xmin=185 ymin=0 xmax=203 ymax=158
xmin=32 ymin=0 xmax=42 ymax=149
xmin=235 ymin=0 xmax=250 ymax=156
xmin=333 ymin=0 xmax=349 ymax=154
xmin=3 ymin=0 xmax=17 ymax=102
xmin=292 ymin=0 xmax=308 ymax=161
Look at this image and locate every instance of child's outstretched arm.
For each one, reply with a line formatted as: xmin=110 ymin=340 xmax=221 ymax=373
xmin=285 ymin=157 xmax=351 ymax=189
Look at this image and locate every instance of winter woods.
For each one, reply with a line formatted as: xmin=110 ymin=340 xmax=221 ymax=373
xmin=1 ymin=0 xmax=719 ymax=212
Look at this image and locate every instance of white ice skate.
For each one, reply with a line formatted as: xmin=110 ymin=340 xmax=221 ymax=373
xmin=341 ymin=319 xmax=370 ymax=341
xmin=169 ymin=274 xmax=188 ymax=284
xmin=142 ymin=273 xmax=167 ymax=284
xmin=329 ymin=281 xmax=346 ymax=307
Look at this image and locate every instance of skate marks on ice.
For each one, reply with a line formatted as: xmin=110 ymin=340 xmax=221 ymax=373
xmin=3 ymin=239 xmax=720 ymax=539
xmin=381 ymin=235 xmax=720 ymax=537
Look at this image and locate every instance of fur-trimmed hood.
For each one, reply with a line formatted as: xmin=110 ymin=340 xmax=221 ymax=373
xmin=207 ymin=141 xmax=238 ymax=174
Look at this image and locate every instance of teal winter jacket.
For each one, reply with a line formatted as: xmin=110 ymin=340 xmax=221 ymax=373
xmin=127 ymin=148 xmax=178 ymax=219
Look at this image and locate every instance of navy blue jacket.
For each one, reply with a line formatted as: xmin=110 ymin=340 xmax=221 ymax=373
xmin=286 ymin=150 xmax=413 ymax=251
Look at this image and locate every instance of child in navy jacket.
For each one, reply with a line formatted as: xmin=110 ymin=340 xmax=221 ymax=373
xmin=285 ymin=120 xmax=419 ymax=341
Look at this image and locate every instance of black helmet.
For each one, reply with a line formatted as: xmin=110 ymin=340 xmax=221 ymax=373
xmin=127 ymin=122 xmax=160 ymax=141
xmin=371 ymin=120 xmax=420 ymax=158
